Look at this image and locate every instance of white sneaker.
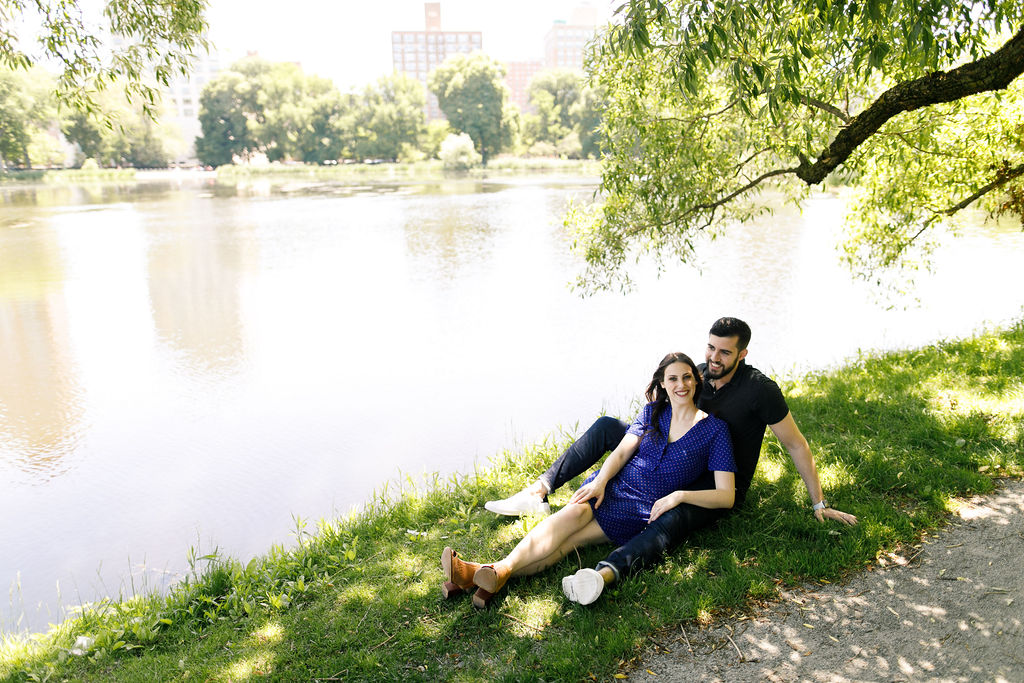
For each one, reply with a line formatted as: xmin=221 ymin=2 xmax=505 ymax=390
xmin=562 ymin=568 xmax=604 ymax=605
xmin=483 ymin=490 xmax=551 ymax=516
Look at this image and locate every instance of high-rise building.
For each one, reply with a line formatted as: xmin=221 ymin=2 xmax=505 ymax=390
xmin=507 ymin=7 xmax=600 ymax=117
xmin=505 ymin=60 xmax=544 ymax=115
xmin=392 ymin=3 xmax=482 ymax=120
xmin=544 ymin=7 xmax=598 ymax=72
xmin=161 ymin=49 xmax=224 ymax=164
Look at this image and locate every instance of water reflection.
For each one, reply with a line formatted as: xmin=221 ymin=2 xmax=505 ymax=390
xmin=0 ymin=182 xmax=188 ymax=208
xmin=403 ymin=194 xmax=497 ymax=283
xmin=0 ymin=224 xmax=83 ymax=479
xmin=144 ymin=197 xmax=249 ymax=376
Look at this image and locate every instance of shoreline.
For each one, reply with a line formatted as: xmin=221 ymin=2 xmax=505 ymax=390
xmin=1 ymin=158 xmax=603 ymax=186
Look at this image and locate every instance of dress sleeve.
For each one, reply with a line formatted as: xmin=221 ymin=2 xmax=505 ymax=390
xmin=707 ymin=418 xmax=737 ymax=473
xmin=626 ymin=403 xmax=653 ymax=437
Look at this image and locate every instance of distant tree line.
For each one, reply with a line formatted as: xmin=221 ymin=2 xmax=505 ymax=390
xmin=195 ymin=54 xmax=605 ymax=168
xmin=1 ymin=66 xmax=178 ymax=169
xmin=1 ymin=53 xmax=605 ymax=170
xmin=195 ymin=57 xmax=428 ymax=166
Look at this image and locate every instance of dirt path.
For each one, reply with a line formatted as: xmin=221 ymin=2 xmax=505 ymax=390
xmin=638 ymin=478 xmax=1024 ymax=682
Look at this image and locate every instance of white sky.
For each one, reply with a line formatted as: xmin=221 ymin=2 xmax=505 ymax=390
xmin=203 ymin=0 xmax=617 ymax=90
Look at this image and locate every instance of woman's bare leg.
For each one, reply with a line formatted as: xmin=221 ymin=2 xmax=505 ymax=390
xmin=513 ymin=518 xmax=608 ymax=577
xmin=470 ymin=504 xmax=609 ymax=606
xmin=491 ymin=503 xmax=607 ymax=575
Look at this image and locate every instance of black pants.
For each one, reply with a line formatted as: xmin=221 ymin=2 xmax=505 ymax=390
xmin=538 ymin=416 xmax=730 ymax=579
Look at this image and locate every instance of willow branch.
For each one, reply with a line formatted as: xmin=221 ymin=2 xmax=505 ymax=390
xmin=795 ymin=24 xmax=1024 ymax=185
xmin=653 ymin=99 xmax=738 ymax=125
xmin=878 ymin=131 xmax=975 ymax=160
xmin=689 ymin=166 xmax=799 ymax=214
xmin=731 ymin=147 xmax=772 ymax=177
xmin=618 ymin=166 xmax=797 ymax=238
xmin=944 ymin=162 xmax=1024 ymax=215
xmin=799 ymin=95 xmax=851 ymax=123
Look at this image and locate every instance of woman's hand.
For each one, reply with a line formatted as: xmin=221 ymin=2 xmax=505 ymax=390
xmin=649 ymin=491 xmax=684 ymax=522
xmin=570 ymin=479 xmax=607 ymax=508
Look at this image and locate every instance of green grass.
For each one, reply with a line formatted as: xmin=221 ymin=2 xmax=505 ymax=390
xmin=0 ymin=168 xmax=138 ymax=183
xmin=2 ymin=322 xmax=1022 ymax=682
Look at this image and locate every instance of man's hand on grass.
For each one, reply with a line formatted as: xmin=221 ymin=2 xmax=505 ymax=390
xmin=816 ymin=506 xmax=858 ymax=525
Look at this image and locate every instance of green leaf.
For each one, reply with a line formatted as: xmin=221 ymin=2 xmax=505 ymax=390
xmin=867 ymin=40 xmax=890 ymax=69
xmin=866 ymin=0 xmax=882 ymax=24
xmin=751 ymin=61 xmax=765 ymax=87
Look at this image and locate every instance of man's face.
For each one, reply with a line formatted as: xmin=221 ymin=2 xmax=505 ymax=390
xmin=705 ymin=334 xmax=747 ymax=380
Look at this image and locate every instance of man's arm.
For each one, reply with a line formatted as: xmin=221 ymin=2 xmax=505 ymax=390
xmin=769 ymin=412 xmax=858 ymax=525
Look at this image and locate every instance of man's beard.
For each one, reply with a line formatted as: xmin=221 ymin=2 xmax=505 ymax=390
xmin=705 ymin=357 xmax=738 ymax=379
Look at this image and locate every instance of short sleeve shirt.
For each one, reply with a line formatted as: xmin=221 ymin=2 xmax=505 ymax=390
xmin=697 ymin=361 xmax=789 ymax=505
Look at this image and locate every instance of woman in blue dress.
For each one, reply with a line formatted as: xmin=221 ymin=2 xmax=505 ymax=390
xmin=442 ymin=352 xmax=736 ymax=608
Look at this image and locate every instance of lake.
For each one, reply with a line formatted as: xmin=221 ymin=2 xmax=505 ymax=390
xmin=1 ymin=172 xmax=1022 ymax=633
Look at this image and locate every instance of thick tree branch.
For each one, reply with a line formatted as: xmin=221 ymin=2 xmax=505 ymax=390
xmin=795 ymin=24 xmax=1024 ymax=185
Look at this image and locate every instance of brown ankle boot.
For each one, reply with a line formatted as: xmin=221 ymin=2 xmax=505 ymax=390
xmin=441 ymin=547 xmax=480 ymax=599
xmin=471 ymin=563 xmax=511 ymax=608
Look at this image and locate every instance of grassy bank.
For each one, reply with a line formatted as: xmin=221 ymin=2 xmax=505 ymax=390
xmin=1 ymin=168 xmax=138 ymax=184
xmin=214 ymin=157 xmax=601 ymax=181
xmin=2 ymin=322 xmax=1022 ymax=682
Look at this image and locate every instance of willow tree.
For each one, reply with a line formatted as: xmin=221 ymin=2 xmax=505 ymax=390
xmin=0 ymin=0 xmax=208 ymax=117
xmin=572 ymin=0 xmax=1024 ymax=292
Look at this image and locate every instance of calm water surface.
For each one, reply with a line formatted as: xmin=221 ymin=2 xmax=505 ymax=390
xmin=1 ymin=173 xmax=1022 ymax=633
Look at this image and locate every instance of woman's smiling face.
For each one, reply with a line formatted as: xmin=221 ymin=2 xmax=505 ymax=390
xmin=661 ymin=361 xmax=697 ymax=407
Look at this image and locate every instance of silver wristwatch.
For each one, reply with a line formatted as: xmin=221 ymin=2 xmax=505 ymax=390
xmin=812 ymin=499 xmax=829 ymax=511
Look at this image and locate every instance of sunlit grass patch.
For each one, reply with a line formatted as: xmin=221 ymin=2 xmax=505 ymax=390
xmin=336 ymin=582 xmax=377 ymax=608
xmin=224 ymin=651 xmax=276 ymax=679
xmin=249 ymin=620 xmax=284 ymax=645
xmin=755 ymin=455 xmax=786 ymax=484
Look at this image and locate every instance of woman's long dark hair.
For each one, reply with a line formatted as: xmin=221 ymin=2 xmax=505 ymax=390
xmin=643 ymin=352 xmax=703 ymax=441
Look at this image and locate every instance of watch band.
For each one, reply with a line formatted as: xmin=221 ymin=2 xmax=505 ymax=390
xmin=812 ymin=499 xmax=829 ymax=511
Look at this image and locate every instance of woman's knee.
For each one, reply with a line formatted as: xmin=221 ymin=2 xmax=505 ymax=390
xmin=554 ymin=502 xmax=590 ymax=523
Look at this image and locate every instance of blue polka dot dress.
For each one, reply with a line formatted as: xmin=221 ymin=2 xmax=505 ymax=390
xmin=584 ymin=402 xmax=735 ymax=545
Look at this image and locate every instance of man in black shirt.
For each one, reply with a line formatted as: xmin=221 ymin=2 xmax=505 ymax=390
xmin=485 ymin=317 xmax=857 ymax=605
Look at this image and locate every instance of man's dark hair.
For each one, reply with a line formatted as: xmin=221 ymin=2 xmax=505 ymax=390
xmin=709 ymin=317 xmax=752 ymax=351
